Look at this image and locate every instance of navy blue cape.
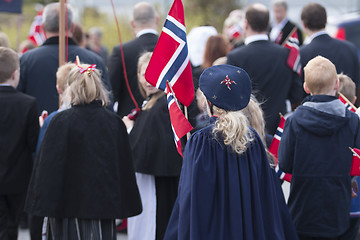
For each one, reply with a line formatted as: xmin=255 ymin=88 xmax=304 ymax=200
xmin=164 ymin=118 xmax=298 ymax=240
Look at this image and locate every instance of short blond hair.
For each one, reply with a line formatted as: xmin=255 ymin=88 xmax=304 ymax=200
xmin=304 ymin=56 xmax=337 ymax=95
xmin=338 ymin=73 xmax=356 ymax=102
xmin=56 ymin=63 xmax=75 ymax=93
xmin=64 ymin=64 xmax=109 ymax=106
xmin=0 ymin=47 xmax=19 ymax=83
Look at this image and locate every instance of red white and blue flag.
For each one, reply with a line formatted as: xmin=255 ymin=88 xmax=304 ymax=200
xmin=28 ymin=10 xmax=46 ymax=47
xmin=166 ymin=82 xmax=193 ymax=157
xmin=269 ymin=115 xmax=292 ymax=182
xmin=339 ymin=93 xmax=357 ymax=113
xmin=145 ymin=0 xmax=194 ymax=107
xmin=283 ymin=29 xmax=301 ymax=76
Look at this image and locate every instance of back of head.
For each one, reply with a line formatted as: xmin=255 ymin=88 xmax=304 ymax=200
xmin=245 ymin=3 xmax=269 ymax=33
xmin=43 ymin=2 xmax=73 ymax=34
xmin=64 ymin=64 xmax=109 ymax=106
xmin=202 ymin=34 xmax=229 ymax=69
xmin=72 ymin=23 xmax=84 ymax=46
xmin=132 ymin=2 xmax=157 ymax=29
xmin=301 ymin=3 xmax=326 ymax=31
xmin=137 ymin=51 xmax=153 ymax=99
xmin=0 ymin=32 xmax=11 ymax=48
xmin=56 ymin=63 xmax=76 ymax=93
xmin=0 ymin=47 xmax=19 ymax=83
xmin=199 ymin=64 xmax=253 ymax=154
xmin=304 ymin=56 xmax=337 ymax=95
xmin=338 ymin=73 xmax=356 ymax=102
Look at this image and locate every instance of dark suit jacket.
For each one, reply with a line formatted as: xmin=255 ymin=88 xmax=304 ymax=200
xmin=0 ymin=86 xmax=39 ymax=194
xmin=227 ymin=40 xmax=304 ymax=135
xmin=108 ymin=33 xmax=158 ymax=117
xmin=300 ymin=34 xmax=360 ymax=87
xmin=273 ymin=20 xmax=303 ymax=46
xmin=18 ymin=37 xmax=111 ymax=114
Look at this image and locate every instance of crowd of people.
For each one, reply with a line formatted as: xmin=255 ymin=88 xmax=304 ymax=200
xmin=1 ymin=0 xmax=360 ymax=240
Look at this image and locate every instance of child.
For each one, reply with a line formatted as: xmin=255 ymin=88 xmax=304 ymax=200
xmin=164 ymin=64 xmax=298 ymax=239
xmin=337 ymin=73 xmax=360 ymax=240
xmin=25 ymin=63 xmax=141 ymax=239
xmin=0 ymin=47 xmax=39 ymax=239
xmin=122 ymin=52 xmax=183 ymax=240
xmin=279 ymin=56 xmax=360 ymax=240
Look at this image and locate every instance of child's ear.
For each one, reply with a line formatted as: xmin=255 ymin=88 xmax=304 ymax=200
xmin=334 ymin=78 xmax=340 ymax=91
xmin=303 ymin=82 xmax=311 ymax=94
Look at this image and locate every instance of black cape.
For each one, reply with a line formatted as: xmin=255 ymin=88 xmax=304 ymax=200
xmin=129 ymin=95 xmax=182 ymax=177
xmin=25 ymin=102 xmax=142 ymax=219
xmin=164 ymin=117 xmax=298 ymax=239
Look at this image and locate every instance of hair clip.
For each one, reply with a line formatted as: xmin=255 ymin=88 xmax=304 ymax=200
xmin=76 ymin=64 xmax=97 ymax=76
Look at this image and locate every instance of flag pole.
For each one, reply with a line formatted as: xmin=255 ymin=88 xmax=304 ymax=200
xmin=59 ymin=0 xmax=65 ymax=67
xmin=350 ymin=147 xmax=360 ymax=159
xmin=339 ymin=92 xmax=358 ymax=111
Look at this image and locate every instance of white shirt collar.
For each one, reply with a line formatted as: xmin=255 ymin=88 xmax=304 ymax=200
xmin=0 ymin=84 xmax=11 ymax=87
xmin=245 ymin=34 xmax=269 ymax=45
xmin=270 ymin=18 xmax=288 ymax=41
xmin=136 ymin=29 xmax=158 ymax=38
xmin=308 ymin=30 xmax=328 ymax=43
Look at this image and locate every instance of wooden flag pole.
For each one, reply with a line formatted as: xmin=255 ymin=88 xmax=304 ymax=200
xmin=339 ymin=92 xmax=358 ymax=111
xmin=59 ymin=0 xmax=66 ymax=67
xmin=349 ymin=147 xmax=360 ymax=159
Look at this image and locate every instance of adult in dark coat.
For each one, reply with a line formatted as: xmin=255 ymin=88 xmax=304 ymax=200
xmin=227 ymin=3 xmax=303 ymax=135
xmin=25 ymin=64 xmax=141 ymax=239
xmin=17 ymin=3 xmax=111 ymax=115
xmin=269 ymin=0 xmax=303 ymax=46
xmin=109 ymin=1 xmax=159 ymax=117
xmin=0 ymin=47 xmax=39 ymax=240
xmin=164 ymin=64 xmax=299 ymax=240
xmin=300 ymin=3 xmax=360 ymax=89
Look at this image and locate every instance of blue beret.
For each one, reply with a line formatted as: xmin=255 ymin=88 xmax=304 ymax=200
xmin=199 ymin=64 xmax=251 ymax=111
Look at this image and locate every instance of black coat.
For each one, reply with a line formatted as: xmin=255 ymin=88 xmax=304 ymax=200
xmin=129 ymin=95 xmax=182 ymax=177
xmin=109 ymin=33 xmax=158 ymax=117
xmin=227 ymin=40 xmax=304 ymax=135
xmin=18 ymin=37 xmax=112 ymax=114
xmin=300 ymin=34 xmax=360 ymax=87
xmin=25 ymin=102 xmax=142 ymax=219
xmin=0 ymin=86 xmax=39 ymax=194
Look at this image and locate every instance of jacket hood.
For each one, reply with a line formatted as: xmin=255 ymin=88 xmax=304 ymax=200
xmin=294 ymin=95 xmax=349 ymax=136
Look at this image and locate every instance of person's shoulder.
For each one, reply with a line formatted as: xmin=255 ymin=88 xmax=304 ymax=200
xmin=14 ymin=90 xmax=37 ymax=104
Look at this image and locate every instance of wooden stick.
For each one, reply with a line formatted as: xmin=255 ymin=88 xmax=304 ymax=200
xmin=339 ymin=92 xmax=358 ymax=111
xmin=350 ymin=147 xmax=360 ymax=159
xmin=59 ymin=0 xmax=65 ymax=67
xmin=184 ymin=106 xmax=190 ymax=140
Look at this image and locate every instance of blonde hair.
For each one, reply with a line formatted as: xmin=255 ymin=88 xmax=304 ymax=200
xmin=304 ymin=56 xmax=337 ymax=95
xmin=137 ymin=52 xmax=164 ymax=110
xmin=64 ymin=64 xmax=109 ymax=106
xmin=338 ymin=73 xmax=356 ymax=103
xmin=0 ymin=47 xmax=19 ymax=83
xmin=241 ymin=96 xmax=265 ymax=144
xmin=212 ymin=106 xmax=253 ymax=154
xmin=56 ymin=63 xmax=75 ymax=93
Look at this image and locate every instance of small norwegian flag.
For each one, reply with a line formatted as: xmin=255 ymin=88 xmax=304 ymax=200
xmin=283 ymin=28 xmax=301 ymax=76
xmin=145 ymin=0 xmax=194 ymax=107
xmin=166 ymin=82 xmax=193 ymax=157
xmin=339 ymin=93 xmax=357 ymax=113
xmin=28 ymin=10 xmax=46 ymax=47
xmin=269 ymin=115 xmax=292 ymax=182
xmin=350 ymin=148 xmax=360 ymax=176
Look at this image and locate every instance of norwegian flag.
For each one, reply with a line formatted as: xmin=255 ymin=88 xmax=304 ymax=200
xmin=350 ymin=148 xmax=360 ymax=176
xmin=166 ymin=82 xmax=193 ymax=157
xmin=28 ymin=10 xmax=46 ymax=47
xmin=269 ymin=115 xmax=292 ymax=182
xmin=339 ymin=93 xmax=357 ymax=112
xmin=283 ymin=29 xmax=301 ymax=75
xmin=145 ymin=0 xmax=194 ymax=107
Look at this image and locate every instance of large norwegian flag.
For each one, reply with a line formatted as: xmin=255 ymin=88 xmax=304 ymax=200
xmin=283 ymin=29 xmax=301 ymax=75
xmin=145 ymin=0 xmax=194 ymax=107
xmin=339 ymin=92 xmax=357 ymax=113
xmin=350 ymin=148 xmax=360 ymax=176
xmin=269 ymin=115 xmax=292 ymax=182
xmin=28 ymin=10 xmax=46 ymax=47
xmin=166 ymin=82 xmax=193 ymax=157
